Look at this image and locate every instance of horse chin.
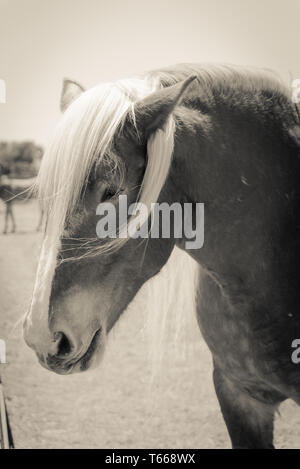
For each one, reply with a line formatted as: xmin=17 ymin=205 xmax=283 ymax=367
xmin=72 ymin=328 xmax=105 ymax=373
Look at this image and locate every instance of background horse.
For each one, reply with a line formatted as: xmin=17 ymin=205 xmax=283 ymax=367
xmin=23 ymin=64 xmax=300 ymax=449
xmin=0 ymin=167 xmax=43 ymax=233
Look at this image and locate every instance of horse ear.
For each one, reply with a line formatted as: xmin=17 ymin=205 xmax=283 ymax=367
xmin=60 ymin=79 xmax=85 ymax=112
xmin=133 ymin=75 xmax=197 ymax=139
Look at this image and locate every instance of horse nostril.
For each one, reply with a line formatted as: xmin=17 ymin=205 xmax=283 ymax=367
xmin=55 ymin=331 xmax=73 ymax=357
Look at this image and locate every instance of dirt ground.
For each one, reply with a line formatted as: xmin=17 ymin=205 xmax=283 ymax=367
xmin=0 ymin=200 xmax=299 ymax=449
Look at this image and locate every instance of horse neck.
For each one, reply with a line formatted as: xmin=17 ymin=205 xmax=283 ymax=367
xmin=169 ymin=95 xmax=300 ymax=306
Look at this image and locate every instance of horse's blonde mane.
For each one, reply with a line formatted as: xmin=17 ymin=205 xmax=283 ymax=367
xmin=149 ymin=62 xmax=290 ymax=97
xmin=37 ymin=76 xmax=175 ymax=255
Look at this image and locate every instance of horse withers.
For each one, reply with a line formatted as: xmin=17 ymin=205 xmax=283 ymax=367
xmin=23 ymin=64 xmax=300 ymax=448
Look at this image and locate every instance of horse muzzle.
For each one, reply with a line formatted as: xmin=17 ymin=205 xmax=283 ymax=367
xmin=23 ymin=314 xmax=103 ymax=374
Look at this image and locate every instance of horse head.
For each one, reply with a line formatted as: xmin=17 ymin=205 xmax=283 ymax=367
xmin=23 ymin=74 xmax=196 ymax=374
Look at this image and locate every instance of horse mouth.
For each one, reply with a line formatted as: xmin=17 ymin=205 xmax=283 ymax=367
xmin=77 ymin=327 xmax=102 ymax=372
xmin=45 ymin=328 xmax=102 ymax=375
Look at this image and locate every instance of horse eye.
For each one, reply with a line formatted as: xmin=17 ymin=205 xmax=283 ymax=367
xmin=102 ymin=187 xmax=116 ymax=201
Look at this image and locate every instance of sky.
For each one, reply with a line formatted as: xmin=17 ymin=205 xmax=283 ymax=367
xmin=1 ymin=0 xmax=300 ymax=145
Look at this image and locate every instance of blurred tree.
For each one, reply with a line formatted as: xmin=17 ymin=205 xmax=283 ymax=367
xmin=0 ymin=141 xmax=43 ymax=177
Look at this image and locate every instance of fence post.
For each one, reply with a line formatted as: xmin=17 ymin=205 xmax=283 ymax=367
xmin=0 ymin=377 xmax=9 ymax=449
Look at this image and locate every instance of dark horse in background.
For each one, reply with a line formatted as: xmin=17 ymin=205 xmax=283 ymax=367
xmin=24 ymin=63 xmax=300 ymax=448
xmin=0 ymin=165 xmax=43 ymax=233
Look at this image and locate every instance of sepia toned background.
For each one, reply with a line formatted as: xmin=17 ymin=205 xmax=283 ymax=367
xmin=0 ymin=0 xmax=300 ymax=449
xmin=1 ymin=0 xmax=300 ymax=144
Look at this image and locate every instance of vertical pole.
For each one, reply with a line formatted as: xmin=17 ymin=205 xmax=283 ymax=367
xmin=0 ymin=378 xmax=10 ymax=449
